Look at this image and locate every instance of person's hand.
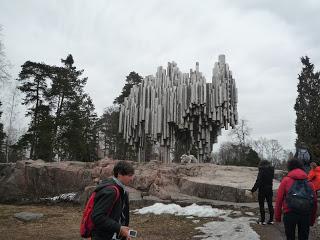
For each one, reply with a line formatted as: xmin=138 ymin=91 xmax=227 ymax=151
xmin=119 ymin=226 xmax=131 ymax=240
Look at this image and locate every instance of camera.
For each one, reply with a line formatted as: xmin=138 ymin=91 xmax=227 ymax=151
xmin=129 ymin=229 xmax=137 ymax=238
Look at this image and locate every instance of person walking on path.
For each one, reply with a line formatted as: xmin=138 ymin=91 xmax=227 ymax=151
xmin=275 ymin=158 xmax=317 ymax=240
xmin=294 ymin=142 xmax=312 ymax=174
xmin=308 ymin=162 xmax=320 ymax=191
xmin=251 ymin=160 xmax=275 ymax=225
xmin=91 ymin=161 xmax=135 ymax=240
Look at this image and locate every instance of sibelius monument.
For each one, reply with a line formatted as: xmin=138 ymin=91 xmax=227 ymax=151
xmin=118 ymin=55 xmax=238 ymax=163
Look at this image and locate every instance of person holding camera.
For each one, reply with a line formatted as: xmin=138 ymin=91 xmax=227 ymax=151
xmin=91 ymin=161 xmax=135 ymax=240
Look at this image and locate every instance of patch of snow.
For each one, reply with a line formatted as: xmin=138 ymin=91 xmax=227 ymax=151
xmin=41 ymin=192 xmax=77 ymax=202
xmin=193 ymin=219 xmax=200 ymax=224
xmin=245 ymin=212 xmax=255 ymax=216
xmin=135 ymin=203 xmax=226 ymax=218
xmin=195 ymin=216 xmax=259 ymax=240
xmin=135 ymin=203 xmax=259 ymax=240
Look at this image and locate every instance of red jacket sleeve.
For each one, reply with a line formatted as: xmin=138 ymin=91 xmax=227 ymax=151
xmin=275 ymin=177 xmax=287 ymax=222
xmin=308 ymin=170 xmax=316 ymax=181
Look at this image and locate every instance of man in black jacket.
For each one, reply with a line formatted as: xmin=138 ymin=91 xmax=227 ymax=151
xmin=251 ymin=160 xmax=274 ymax=225
xmin=92 ymin=161 xmax=134 ymax=240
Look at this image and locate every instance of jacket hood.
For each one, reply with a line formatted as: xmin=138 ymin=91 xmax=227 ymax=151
xmin=95 ymin=178 xmax=118 ymax=192
xmin=287 ymin=168 xmax=307 ymax=180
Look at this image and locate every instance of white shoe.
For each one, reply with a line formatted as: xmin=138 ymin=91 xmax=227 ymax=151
xmin=257 ymin=221 xmax=266 ymax=225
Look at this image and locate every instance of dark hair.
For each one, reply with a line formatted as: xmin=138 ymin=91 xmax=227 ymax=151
xmin=287 ymin=158 xmax=303 ymax=171
xmin=259 ymin=160 xmax=271 ymax=167
xmin=113 ymin=161 xmax=135 ymax=177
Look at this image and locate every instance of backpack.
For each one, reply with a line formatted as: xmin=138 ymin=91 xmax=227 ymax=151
xmin=285 ymin=178 xmax=314 ymax=215
xmin=297 ymin=148 xmax=311 ymax=164
xmin=80 ymin=185 xmax=120 ymax=238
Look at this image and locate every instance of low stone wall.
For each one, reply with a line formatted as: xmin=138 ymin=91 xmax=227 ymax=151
xmin=179 ymin=178 xmax=248 ymax=202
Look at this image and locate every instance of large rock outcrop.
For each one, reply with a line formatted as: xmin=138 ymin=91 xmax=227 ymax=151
xmin=0 ymin=159 xmax=283 ymax=203
xmin=0 ymin=160 xmax=92 ymax=202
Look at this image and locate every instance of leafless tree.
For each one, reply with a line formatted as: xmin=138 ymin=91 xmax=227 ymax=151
xmin=4 ymin=84 xmax=21 ymax=162
xmin=217 ymin=142 xmax=237 ymax=165
xmin=252 ymin=137 xmax=285 ymax=167
xmin=266 ymin=139 xmax=283 ymax=163
xmin=229 ymin=119 xmax=251 ymax=147
xmin=228 ymin=119 xmax=252 ymax=161
xmin=0 ymin=26 xmax=11 ymax=85
xmin=252 ymin=137 xmax=269 ymax=159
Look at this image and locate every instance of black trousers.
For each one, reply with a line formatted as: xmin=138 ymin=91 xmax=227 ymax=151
xmin=283 ymin=211 xmax=310 ymax=240
xmin=258 ymin=190 xmax=274 ymax=222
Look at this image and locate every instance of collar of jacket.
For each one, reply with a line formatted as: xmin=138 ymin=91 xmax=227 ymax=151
xmin=112 ymin=176 xmax=126 ymax=193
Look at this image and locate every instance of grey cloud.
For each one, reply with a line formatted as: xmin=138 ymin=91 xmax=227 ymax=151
xmin=1 ymin=0 xmax=320 ymax=151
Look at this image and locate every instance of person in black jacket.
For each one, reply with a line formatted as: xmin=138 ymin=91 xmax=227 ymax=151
xmin=251 ymin=160 xmax=274 ymax=225
xmin=91 ymin=161 xmax=134 ymax=240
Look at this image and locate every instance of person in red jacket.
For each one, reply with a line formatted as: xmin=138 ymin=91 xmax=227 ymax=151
xmin=275 ymin=158 xmax=317 ymax=240
xmin=308 ymin=162 xmax=320 ymax=191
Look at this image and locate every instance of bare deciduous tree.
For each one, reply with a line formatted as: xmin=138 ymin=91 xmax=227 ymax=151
xmin=229 ymin=119 xmax=251 ymax=147
xmin=4 ymin=84 xmax=21 ymax=162
xmin=252 ymin=138 xmax=285 ymax=167
xmin=252 ymin=137 xmax=269 ymax=159
xmin=265 ymin=139 xmax=283 ymax=166
xmin=228 ymin=119 xmax=252 ymax=161
xmin=0 ymin=26 xmax=11 ymax=85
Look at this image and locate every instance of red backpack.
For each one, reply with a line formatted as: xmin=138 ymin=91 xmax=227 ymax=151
xmin=80 ymin=185 xmax=120 ymax=238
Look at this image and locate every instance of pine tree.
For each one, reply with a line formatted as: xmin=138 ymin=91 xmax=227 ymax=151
xmin=48 ymin=54 xmax=89 ymax=161
xmin=294 ymin=56 xmax=320 ymax=158
xmin=17 ymin=61 xmax=52 ymax=159
xmin=51 ymin=55 xmax=99 ymax=161
xmin=97 ymin=106 xmax=118 ymax=157
xmin=113 ymin=71 xmax=143 ymax=104
xmin=98 ymin=106 xmax=136 ymax=160
xmin=17 ymin=55 xmax=98 ymax=162
xmin=80 ymin=95 xmax=98 ymax=161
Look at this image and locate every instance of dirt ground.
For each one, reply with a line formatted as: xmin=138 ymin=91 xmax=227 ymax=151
xmin=0 ymin=203 xmax=318 ymax=240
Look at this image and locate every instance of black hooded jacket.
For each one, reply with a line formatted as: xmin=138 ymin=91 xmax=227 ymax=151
xmin=251 ymin=161 xmax=274 ymax=194
xmin=91 ymin=178 xmax=129 ymax=240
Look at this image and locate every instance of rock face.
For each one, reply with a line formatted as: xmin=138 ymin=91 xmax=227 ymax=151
xmin=0 ymin=160 xmax=93 ymax=202
xmin=0 ymin=159 xmax=284 ymax=203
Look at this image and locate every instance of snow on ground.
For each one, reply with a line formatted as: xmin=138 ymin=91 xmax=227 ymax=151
xmin=135 ymin=203 xmax=259 ymax=240
xmin=41 ymin=192 xmax=77 ymax=202
xmin=194 ymin=216 xmax=259 ymax=240
xmin=135 ymin=203 xmax=226 ymax=217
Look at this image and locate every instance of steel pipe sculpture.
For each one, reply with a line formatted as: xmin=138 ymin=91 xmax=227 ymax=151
xmin=119 ymin=55 xmax=238 ymax=163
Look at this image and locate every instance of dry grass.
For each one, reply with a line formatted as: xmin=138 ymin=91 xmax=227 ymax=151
xmin=1 ymin=203 xmax=318 ymax=240
xmin=0 ymin=204 xmax=210 ymax=240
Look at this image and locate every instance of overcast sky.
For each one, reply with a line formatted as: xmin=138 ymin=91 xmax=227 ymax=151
xmin=1 ymin=0 xmax=320 ymax=151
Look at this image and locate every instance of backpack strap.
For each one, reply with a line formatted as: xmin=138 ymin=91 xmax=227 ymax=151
xmin=106 ymin=185 xmax=120 ymax=215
